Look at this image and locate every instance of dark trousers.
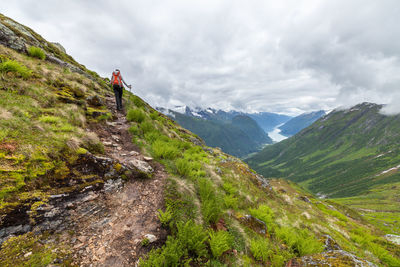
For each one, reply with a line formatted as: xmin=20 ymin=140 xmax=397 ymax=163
xmin=113 ymin=84 xmax=123 ymax=110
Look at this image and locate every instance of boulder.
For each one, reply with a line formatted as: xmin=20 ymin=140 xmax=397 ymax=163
xmin=0 ymin=22 xmax=27 ymax=51
xmin=51 ymin=42 xmax=66 ymax=53
xmin=128 ymin=159 xmax=153 ymax=174
xmin=86 ymin=95 xmax=104 ymax=107
xmin=239 ymin=215 xmax=267 ymax=235
xmin=385 ymin=234 xmax=400 ymax=245
xmin=289 ymin=250 xmax=377 ymax=267
xmin=144 ymin=234 xmax=157 ymax=243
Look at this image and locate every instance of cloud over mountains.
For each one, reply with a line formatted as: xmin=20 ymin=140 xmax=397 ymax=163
xmin=2 ymin=0 xmax=400 ymax=115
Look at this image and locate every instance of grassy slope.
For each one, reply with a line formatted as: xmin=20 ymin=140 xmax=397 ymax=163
xmin=0 ymin=44 xmax=111 ymax=216
xmin=0 ymin=15 xmax=398 ymax=266
xmin=247 ymin=103 xmax=400 ymax=198
xmin=334 ymin=181 xmax=400 ymax=235
xmin=171 ymin=112 xmax=270 ymax=158
xmin=279 ymin=110 xmax=325 ymax=136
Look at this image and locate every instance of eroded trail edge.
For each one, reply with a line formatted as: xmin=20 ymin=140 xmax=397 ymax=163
xmin=70 ymin=96 xmax=168 ymax=266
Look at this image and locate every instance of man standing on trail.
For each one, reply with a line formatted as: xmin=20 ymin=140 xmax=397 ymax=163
xmin=110 ymin=69 xmax=132 ymax=111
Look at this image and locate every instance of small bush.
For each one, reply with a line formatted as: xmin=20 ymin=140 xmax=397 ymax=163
xmin=175 ymin=158 xmax=203 ymax=178
xmin=139 ymin=236 xmax=186 ymax=267
xmin=275 ymin=227 xmax=323 ymax=256
xmin=150 ymin=111 xmax=159 ymax=120
xmin=133 ymin=95 xmax=145 ymax=108
xmin=144 ymin=131 xmax=161 ymax=144
xmin=127 ymin=108 xmax=145 ymax=123
xmin=250 ymin=237 xmax=272 ymax=262
xmin=128 ymin=125 xmax=139 ymax=135
xmin=209 ymin=230 xmax=233 ymax=258
xmin=198 ymin=178 xmax=222 ymax=224
xmin=152 ymin=140 xmax=180 ymax=159
xmin=0 ymin=60 xmax=32 ymax=78
xmin=177 ymin=220 xmax=209 ymax=257
xmin=39 ymin=115 xmax=61 ymax=124
xmin=28 ymin=46 xmax=46 ymax=60
xmin=222 ymin=182 xmax=237 ymax=195
xmin=223 ymin=195 xmax=238 ymax=209
xmin=157 ymin=206 xmax=173 ymax=227
xmin=140 ymin=120 xmax=155 ymax=134
xmin=249 ymin=204 xmax=275 ymax=229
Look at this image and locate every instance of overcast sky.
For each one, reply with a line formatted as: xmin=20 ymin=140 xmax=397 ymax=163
xmin=1 ymin=1 xmax=400 ymax=115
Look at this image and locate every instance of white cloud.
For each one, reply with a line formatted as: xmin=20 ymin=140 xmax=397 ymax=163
xmin=1 ymin=0 xmax=400 ymax=115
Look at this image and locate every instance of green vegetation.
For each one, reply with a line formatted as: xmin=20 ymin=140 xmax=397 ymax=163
xmin=127 ymin=108 xmax=146 ymax=123
xmin=247 ymin=102 xmax=400 ymax=198
xmin=278 ymin=110 xmax=325 ymax=136
xmin=28 ymin=46 xmax=46 ymax=60
xmin=1 ymin=14 xmax=399 ymax=267
xmin=209 ymin=230 xmax=233 ymax=258
xmin=170 ymin=111 xmax=272 ymax=157
xmin=0 ymin=233 xmax=70 ymax=266
xmin=0 ymin=59 xmax=32 ymax=78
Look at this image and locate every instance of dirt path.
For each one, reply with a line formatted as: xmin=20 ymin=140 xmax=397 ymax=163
xmin=71 ymin=96 xmax=168 ymax=266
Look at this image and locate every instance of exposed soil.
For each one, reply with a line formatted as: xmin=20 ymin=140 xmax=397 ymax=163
xmin=70 ymin=95 xmax=168 ymax=266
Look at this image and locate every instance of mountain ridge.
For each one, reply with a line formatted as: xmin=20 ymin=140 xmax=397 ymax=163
xmin=247 ymin=102 xmax=400 ymax=197
xmin=0 ymin=14 xmax=399 ymax=266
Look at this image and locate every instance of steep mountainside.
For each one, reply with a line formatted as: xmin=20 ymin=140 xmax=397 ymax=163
xmin=160 ymin=109 xmax=272 ymax=157
xmin=248 ymin=112 xmax=292 ymax=132
xmin=0 ymin=15 xmax=399 ymax=266
xmin=247 ymin=102 xmax=400 ymax=198
xmin=158 ymin=106 xmax=293 ymax=133
xmin=279 ymin=110 xmax=326 ymax=136
xmin=231 ymin=115 xmax=270 ymax=144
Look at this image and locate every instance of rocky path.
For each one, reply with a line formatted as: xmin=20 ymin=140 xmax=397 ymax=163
xmin=70 ymin=96 xmax=168 ymax=266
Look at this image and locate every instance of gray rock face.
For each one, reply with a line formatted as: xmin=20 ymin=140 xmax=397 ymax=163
xmin=86 ymin=95 xmax=104 ymax=107
xmin=293 ymin=250 xmax=377 ymax=267
xmin=51 ymin=42 xmax=66 ymax=53
xmin=0 ymin=22 xmax=27 ymax=51
xmin=385 ymin=234 xmax=400 ymax=245
xmin=0 ymin=17 xmax=97 ymax=82
xmin=129 ymin=159 xmax=154 ymax=174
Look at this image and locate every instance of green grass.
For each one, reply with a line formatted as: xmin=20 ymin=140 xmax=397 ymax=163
xmin=209 ymin=230 xmax=233 ymax=258
xmin=127 ymin=108 xmax=146 ymax=123
xmin=28 ymin=46 xmax=46 ymax=60
xmin=0 ymin=59 xmax=32 ymax=78
xmin=275 ymin=227 xmax=323 ymax=256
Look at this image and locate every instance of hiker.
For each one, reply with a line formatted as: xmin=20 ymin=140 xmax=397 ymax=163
xmin=110 ymin=69 xmax=132 ymax=111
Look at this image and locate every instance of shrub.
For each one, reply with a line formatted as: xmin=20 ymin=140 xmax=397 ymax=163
xmin=39 ymin=115 xmax=61 ymax=124
xmin=127 ymin=108 xmax=145 ymax=123
xmin=223 ymin=195 xmax=238 ymax=209
xmin=177 ymin=220 xmax=209 ymax=257
xmin=250 ymin=237 xmax=272 ymax=262
xmin=152 ymin=140 xmax=180 ymax=159
xmin=157 ymin=206 xmax=173 ymax=227
xmin=128 ymin=125 xmax=139 ymax=135
xmin=150 ymin=111 xmax=159 ymax=120
xmin=222 ymin=182 xmax=237 ymax=195
xmin=209 ymin=230 xmax=233 ymax=258
xmin=249 ymin=204 xmax=275 ymax=230
xmin=198 ymin=178 xmax=222 ymax=224
xmin=175 ymin=158 xmax=203 ymax=178
xmin=133 ymin=95 xmax=145 ymax=107
xmin=144 ymin=131 xmax=161 ymax=144
xmin=140 ymin=120 xmax=155 ymax=134
xmin=139 ymin=236 xmax=186 ymax=267
xmin=275 ymin=227 xmax=323 ymax=256
xmin=0 ymin=60 xmax=32 ymax=78
xmin=28 ymin=46 xmax=46 ymax=60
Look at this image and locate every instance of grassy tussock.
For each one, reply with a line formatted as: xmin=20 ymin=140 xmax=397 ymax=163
xmin=28 ymin=46 xmax=46 ymax=60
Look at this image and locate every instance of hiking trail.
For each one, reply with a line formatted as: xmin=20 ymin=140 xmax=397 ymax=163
xmin=69 ymin=94 xmax=168 ymax=266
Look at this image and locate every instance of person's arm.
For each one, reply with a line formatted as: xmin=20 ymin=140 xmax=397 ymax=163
xmin=120 ymin=74 xmax=132 ymax=89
